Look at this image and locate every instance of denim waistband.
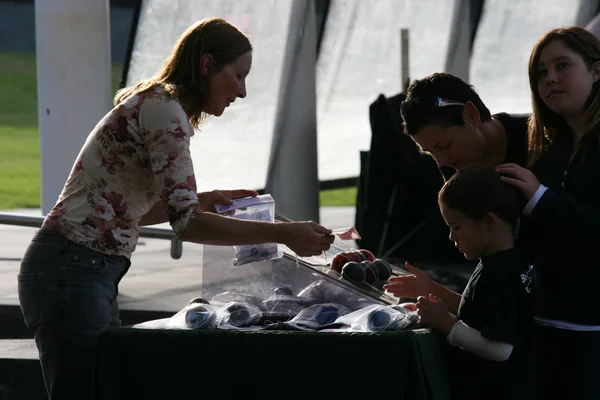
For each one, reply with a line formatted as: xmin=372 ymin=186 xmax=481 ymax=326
xmin=35 ymin=227 xmax=130 ymax=267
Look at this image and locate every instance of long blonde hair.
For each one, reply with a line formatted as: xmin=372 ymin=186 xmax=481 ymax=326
xmin=527 ymin=26 xmax=600 ymax=167
xmin=114 ymin=17 xmax=252 ymax=129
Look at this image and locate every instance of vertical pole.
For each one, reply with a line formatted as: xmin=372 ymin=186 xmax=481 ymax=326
xmin=265 ymin=0 xmax=319 ymax=222
xmin=400 ymin=28 xmax=410 ymax=92
xmin=35 ymin=0 xmax=112 ymax=214
xmin=444 ymin=0 xmax=471 ymax=82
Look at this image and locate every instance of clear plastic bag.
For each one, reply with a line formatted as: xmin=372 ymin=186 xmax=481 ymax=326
xmin=297 ymin=279 xmax=376 ymax=311
xmin=216 ymin=301 xmax=263 ymax=328
xmin=333 ymin=304 xmax=420 ymax=332
xmin=137 ymin=298 xmax=262 ymax=331
xmin=297 ymin=279 xmax=348 ymax=304
xmin=215 ymin=194 xmax=284 ymax=266
xmin=289 ymin=303 xmax=350 ymax=329
xmin=161 ymin=302 xmax=219 ymax=330
xmin=261 ymin=294 xmax=318 ymax=316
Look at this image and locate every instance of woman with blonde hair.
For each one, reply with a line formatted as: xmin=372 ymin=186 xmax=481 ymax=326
xmin=18 ymin=17 xmax=334 ymax=400
xmin=498 ymin=26 xmax=600 ymax=397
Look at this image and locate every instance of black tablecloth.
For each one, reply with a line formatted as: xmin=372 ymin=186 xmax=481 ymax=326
xmin=95 ymin=327 xmax=451 ymax=399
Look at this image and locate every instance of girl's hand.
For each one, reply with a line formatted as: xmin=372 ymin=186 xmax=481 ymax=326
xmin=495 ymin=163 xmax=540 ymax=201
xmin=416 ymin=294 xmax=457 ymax=335
xmin=383 ymin=262 xmax=433 ymax=299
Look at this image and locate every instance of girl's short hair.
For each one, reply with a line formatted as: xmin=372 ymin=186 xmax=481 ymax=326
xmin=438 ymin=165 xmax=524 ymax=228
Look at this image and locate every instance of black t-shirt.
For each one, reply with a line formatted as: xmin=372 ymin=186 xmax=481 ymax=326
xmin=448 ymin=248 xmax=535 ymax=400
xmin=441 ymin=112 xmax=529 ymax=181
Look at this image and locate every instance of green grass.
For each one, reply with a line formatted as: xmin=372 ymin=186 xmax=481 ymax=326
xmin=0 ymin=52 xmax=123 ymax=210
xmin=319 ymin=187 xmax=357 ymax=206
xmin=0 ymin=52 xmax=41 ymax=209
xmin=0 ymin=52 xmax=356 ymax=210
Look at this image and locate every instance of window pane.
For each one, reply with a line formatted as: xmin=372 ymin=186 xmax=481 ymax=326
xmin=127 ymin=0 xmax=293 ymax=191
xmin=316 ymin=0 xmax=456 ymax=181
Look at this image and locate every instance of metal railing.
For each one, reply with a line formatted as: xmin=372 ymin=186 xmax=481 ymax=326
xmin=0 ymin=212 xmax=183 ymax=259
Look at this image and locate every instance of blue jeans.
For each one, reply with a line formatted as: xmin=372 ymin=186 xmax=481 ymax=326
xmin=18 ymin=228 xmax=130 ymax=400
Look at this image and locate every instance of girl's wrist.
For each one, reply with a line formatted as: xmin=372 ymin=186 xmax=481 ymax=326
xmin=439 ymin=315 xmax=459 ymax=336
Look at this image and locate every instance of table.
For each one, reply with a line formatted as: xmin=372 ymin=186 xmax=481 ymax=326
xmin=95 ymin=326 xmax=451 ymax=399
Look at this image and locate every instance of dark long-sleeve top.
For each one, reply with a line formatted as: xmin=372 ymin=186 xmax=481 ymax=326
xmin=524 ymin=129 xmax=600 ymax=325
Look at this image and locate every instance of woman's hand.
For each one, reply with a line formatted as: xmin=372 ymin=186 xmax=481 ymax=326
xmin=416 ymin=294 xmax=457 ymax=335
xmin=197 ymin=189 xmax=258 ymax=212
xmin=495 ymin=163 xmax=540 ymax=201
xmin=280 ymin=221 xmax=334 ymax=257
xmin=383 ymin=262 xmax=434 ymax=299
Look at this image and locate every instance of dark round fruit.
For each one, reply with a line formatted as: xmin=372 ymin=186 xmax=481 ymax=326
xmin=225 ymin=303 xmax=252 ymax=327
xmin=358 ymin=249 xmax=375 ymax=262
xmin=367 ymin=309 xmax=392 ymax=331
xmin=373 ymin=259 xmax=392 ymax=281
xmin=185 ymin=305 xmax=215 ymax=329
xmin=344 ymin=251 xmax=363 ymax=263
xmin=331 ymin=252 xmax=352 ymax=272
xmin=341 ymin=261 xmax=365 ymax=283
xmin=361 ymin=261 xmax=379 ymax=285
xmin=314 ymin=304 xmax=339 ymax=325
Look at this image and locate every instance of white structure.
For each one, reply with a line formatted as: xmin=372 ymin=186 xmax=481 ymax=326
xmin=127 ymin=0 xmax=293 ymax=194
xmin=264 ymin=0 xmax=320 ymax=222
xmin=35 ymin=0 xmax=112 ymax=214
xmin=315 ymin=0 xmax=458 ymax=183
xmin=35 ymin=0 xmax=600 ymax=220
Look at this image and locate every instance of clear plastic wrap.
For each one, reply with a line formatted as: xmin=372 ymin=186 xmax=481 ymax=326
xmin=215 ymin=194 xmax=283 ymax=266
xmin=210 ymin=291 xmax=265 ymax=310
xmin=132 ymin=297 xmax=421 ymax=332
xmin=289 ymin=303 xmax=350 ymax=329
xmin=297 ymin=279 xmax=349 ymax=303
xmin=216 ymin=301 xmax=263 ymax=328
xmin=296 ymin=279 xmax=373 ymax=310
xmin=132 ymin=234 xmax=416 ymax=332
xmin=160 ymin=302 xmax=219 ymax=330
xmin=332 ymin=304 xmax=420 ymax=332
xmin=136 ymin=299 xmax=263 ymax=330
xmin=261 ymin=294 xmax=318 ymax=316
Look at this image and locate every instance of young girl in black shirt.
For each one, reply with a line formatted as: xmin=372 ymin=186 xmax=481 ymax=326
xmin=497 ymin=26 xmax=600 ymax=399
xmin=385 ymin=165 xmax=534 ymax=399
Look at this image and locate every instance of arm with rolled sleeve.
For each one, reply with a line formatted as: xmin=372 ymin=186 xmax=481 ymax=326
xmin=138 ymin=95 xmax=200 ymax=237
xmin=136 ymin=92 xmax=334 ymax=258
xmin=447 ymin=321 xmax=514 ymax=362
xmin=448 ymin=270 xmax=526 ymax=362
xmin=135 ymin=93 xmax=314 ymax=250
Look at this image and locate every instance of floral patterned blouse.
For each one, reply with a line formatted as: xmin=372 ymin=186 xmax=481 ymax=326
xmin=43 ymin=86 xmax=199 ymax=258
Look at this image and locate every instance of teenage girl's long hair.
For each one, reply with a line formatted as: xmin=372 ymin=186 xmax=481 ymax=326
xmin=527 ymin=26 xmax=600 ymax=166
